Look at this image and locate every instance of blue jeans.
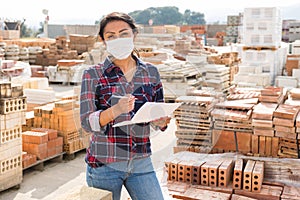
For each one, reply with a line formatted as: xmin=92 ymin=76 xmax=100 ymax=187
xmin=86 ymin=156 xmax=164 ymax=200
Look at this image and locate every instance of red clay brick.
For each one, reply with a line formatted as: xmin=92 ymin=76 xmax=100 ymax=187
xmin=55 ymin=136 xmax=63 ymax=147
xmin=47 ymin=139 xmax=56 ymax=149
xmin=243 ymin=160 xmax=256 ymax=192
xmin=31 ymin=128 xmax=58 ymax=140
xmin=233 ymin=158 xmax=244 ymax=190
xmin=23 ymin=142 xmax=47 ymax=160
xmin=22 ymin=131 xmax=48 ymax=144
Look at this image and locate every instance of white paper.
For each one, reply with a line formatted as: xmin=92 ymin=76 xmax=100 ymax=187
xmin=113 ymin=102 xmax=182 ymax=127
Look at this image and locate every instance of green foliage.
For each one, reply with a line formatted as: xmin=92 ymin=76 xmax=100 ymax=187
xmin=19 ymin=21 xmax=44 ymax=38
xmin=37 ymin=22 xmax=44 ymax=35
xmin=182 ymin=9 xmax=206 ymax=25
xmin=20 ymin=24 xmax=33 ymax=38
xmin=129 ymin=6 xmax=205 ymax=25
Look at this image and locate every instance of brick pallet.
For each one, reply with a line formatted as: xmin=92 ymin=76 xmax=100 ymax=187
xmin=157 ymin=62 xmax=203 ymax=101
xmin=174 ymin=95 xmax=218 ymax=153
xmin=0 ymin=82 xmax=24 ymax=192
xmin=202 ymin=64 xmax=231 ymax=94
xmin=177 ymin=86 xmax=300 ymax=159
xmin=165 ymin=151 xmax=300 ymax=200
xmin=26 ymin=99 xmax=89 ymax=155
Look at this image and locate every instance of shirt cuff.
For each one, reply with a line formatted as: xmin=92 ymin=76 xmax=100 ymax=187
xmin=89 ymin=110 xmax=106 ymax=132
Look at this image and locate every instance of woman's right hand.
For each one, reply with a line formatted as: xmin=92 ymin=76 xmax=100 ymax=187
xmin=114 ymin=94 xmax=136 ymax=114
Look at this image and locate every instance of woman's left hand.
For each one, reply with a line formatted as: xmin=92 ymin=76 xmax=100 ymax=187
xmin=151 ymin=116 xmax=171 ymax=129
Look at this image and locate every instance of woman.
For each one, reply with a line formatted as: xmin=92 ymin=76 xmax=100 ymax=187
xmin=80 ymin=12 xmax=170 ymax=200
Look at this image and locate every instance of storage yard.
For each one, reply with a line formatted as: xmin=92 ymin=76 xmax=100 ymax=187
xmin=1 ymin=5 xmax=300 ymax=200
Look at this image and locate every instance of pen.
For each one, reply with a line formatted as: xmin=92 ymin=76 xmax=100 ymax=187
xmin=111 ymin=95 xmax=138 ymax=100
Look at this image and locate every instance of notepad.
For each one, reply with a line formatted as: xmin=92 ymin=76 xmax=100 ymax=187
xmin=112 ymin=102 xmax=182 ymax=127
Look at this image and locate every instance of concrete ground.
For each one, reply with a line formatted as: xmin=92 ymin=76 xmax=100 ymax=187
xmin=0 ymin=83 xmax=178 ymax=200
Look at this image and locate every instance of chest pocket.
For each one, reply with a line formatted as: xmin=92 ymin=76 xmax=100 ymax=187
xmin=97 ymin=85 xmax=117 ymax=108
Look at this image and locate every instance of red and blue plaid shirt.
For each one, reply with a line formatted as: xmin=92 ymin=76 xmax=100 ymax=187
xmin=80 ymin=56 xmax=165 ymax=165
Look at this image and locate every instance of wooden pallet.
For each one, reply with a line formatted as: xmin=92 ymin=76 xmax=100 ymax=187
xmin=227 ymin=92 xmax=260 ymax=100
xmin=176 ymin=121 xmax=212 ymax=130
xmin=212 ymin=109 xmax=252 ymax=121
xmin=175 ymin=116 xmax=211 ymax=123
xmin=214 ymin=101 xmax=254 ymax=110
xmin=175 ymin=95 xmax=216 ymax=107
xmin=242 ymin=46 xmax=279 ymax=51
xmin=175 ymin=130 xmax=212 ymax=140
xmin=177 ymin=138 xmax=212 ymax=146
xmin=174 ymin=107 xmax=211 ymax=115
xmin=278 ymin=138 xmax=300 ymax=158
xmin=214 ymin=121 xmax=252 ymax=132
xmin=23 ymin=152 xmax=65 ymax=171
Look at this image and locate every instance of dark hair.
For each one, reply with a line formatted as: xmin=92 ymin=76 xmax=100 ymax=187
xmin=98 ymin=12 xmax=138 ymax=41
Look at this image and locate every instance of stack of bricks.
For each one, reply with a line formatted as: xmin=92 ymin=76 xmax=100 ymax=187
xmin=211 ymin=101 xmax=253 ymax=154
xmin=22 ymin=131 xmax=48 ymax=161
xmin=22 ymin=129 xmax=63 ymax=163
xmin=273 ymin=104 xmax=300 ymax=158
xmin=33 ymin=103 xmax=54 ymax=128
xmin=22 ymin=152 xmax=37 ymax=169
xmin=206 ymin=52 xmax=240 ymax=87
xmin=31 ymin=128 xmax=63 ymax=158
xmin=28 ymin=96 xmax=89 ymax=155
xmin=51 ymin=100 xmax=89 ymax=154
xmin=259 ymin=86 xmax=285 ymax=104
xmin=55 ymin=36 xmax=78 ymax=60
xmin=165 ymin=158 xmax=236 ymax=188
xmin=240 ymin=7 xmax=283 ymax=86
xmin=165 ymin=158 xmax=265 ymax=192
xmin=234 ymin=161 xmax=283 ymax=200
xmin=35 ymin=43 xmax=59 ymax=66
xmin=165 ymin=155 xmax=297 ymax=200
xmin=3 ymin=38 xmax=55 ymax=49
xmin=157 ymin=62 xmax=202 ymax=102
xmin=173 ymin=95 xmax=217 ymax=153
xmin=173 ymin=40 xmax=191 ymax=55
xmin=251 ymin=103 xmax=279 ymax=157
xmin=202 ymin=64 xmax=231 ymax=94
xmin=0 ymin=82 xmax=25 ymax=192
xmin=241 ymin=160 xmax=264 ymax=192
xmin=69 ymin=34 xmax=96 ymax=55
xmin=35 ymin=36 xmax=79 ymax=67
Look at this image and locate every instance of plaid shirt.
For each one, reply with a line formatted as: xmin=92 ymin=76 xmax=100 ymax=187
xmin=80 ymin=56 xmax=165 ymax=165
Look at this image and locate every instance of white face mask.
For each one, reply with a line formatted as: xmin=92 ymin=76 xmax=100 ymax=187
xmin=106 ymin=37 xmax=134 ymax=60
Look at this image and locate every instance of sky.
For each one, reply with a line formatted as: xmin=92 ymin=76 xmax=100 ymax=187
xmin=1 ymin=0 xmax=300 ymax=28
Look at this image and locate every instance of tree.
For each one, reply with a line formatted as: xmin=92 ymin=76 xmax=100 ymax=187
xmin=20 ymin=23 xmax=34 ymax=38
xmin=35 ymin=22 xmax=44 ymax=37
xmin=182 ymin=9 xmax=206 ymax=25
xmin=152 ymin=7 xmax=183 ymax=25
xmin=130 ymin=10 xmax=152 ymax=25
xmin=129 ymin=6 xmax=184 ymax=25
xmin=129 ymin=6 xmax=205 ymax=25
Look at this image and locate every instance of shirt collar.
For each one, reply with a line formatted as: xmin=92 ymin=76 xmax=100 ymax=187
xmin=103 ymin=55 xmax=148 ymax=74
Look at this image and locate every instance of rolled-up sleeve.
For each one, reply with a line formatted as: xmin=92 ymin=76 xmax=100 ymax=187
xmin=80 ymin=68 xmax=106 ymax=133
